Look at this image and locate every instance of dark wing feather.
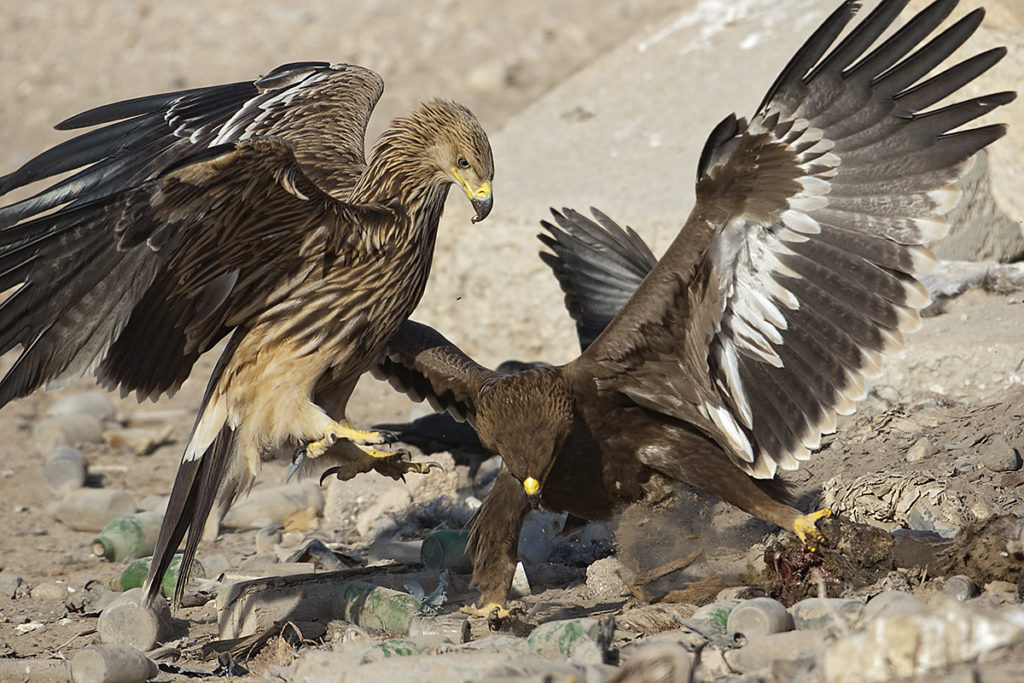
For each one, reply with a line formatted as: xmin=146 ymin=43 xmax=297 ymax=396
xmin=373 ymin=320 xmax=504 ymax=425
xmin=585 ymin=0 xmax=1014 ymax=478
xmin=0 ymin=62 xmax=383 ymax=227
xmin=0 ymin=137 xmax=357 ymax=404
xmin=538 ymin=207 xmax=657 ymax=351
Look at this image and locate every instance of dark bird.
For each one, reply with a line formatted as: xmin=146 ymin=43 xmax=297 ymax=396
xmin=373 ymin=0 xmax=1014 ymax=615
xmin=0 ymin=62 xmax=494 ymax=606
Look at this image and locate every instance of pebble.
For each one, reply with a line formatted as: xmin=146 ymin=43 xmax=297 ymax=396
xmin=905 ymin=436 xmax=934 ymax=463
xmin=254 ymin=524 xmax=283 ymax=554
xmin=724 ymin=629 xmax=829 ymax=675
xmin=31 ymin=413 xmax=104 ymax=455
xmin=726 ymin=597 xmax=792 ymax=638
xmin=861 ymin=590 xmax=926 ymax=622
xmin=585 ymin=556 xmax=629 ymax=600
xmin=70 ymin=644 xmax=158 ymax=683
xmin=46 ymin=391 xmax=116 ymax=422
xmin=97 ymin=589 xmax=172 ymax=652
xmin=0 ymin=571 xmax=23 ymax=598
xmin=42 ymin=446 xmax=88 ymax=496
xmin=49 ymin=488 xmax=136 ymax=532
xmin=790 ymin=597 xmax=864 ymax=631
xmin=220 ymin=481 xmax=324 ymax=530
xmin=942 ymin=575 xmax=979 ymax=601
xmin=30 ymin=581 xmax=70 ymax=603
xmin=978 ymin=434 xmax=1021 ymax=472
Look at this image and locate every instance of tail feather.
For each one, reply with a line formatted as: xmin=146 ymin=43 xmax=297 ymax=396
xmin=144 ymin=426 xmax=234 ymax=607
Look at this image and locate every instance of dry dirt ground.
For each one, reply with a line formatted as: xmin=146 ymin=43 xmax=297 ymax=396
xmin=0 ymin=0 xmax=1022 ymax=681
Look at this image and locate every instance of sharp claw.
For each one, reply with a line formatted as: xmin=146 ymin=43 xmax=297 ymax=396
xmin=288 ymin=445 xmax=307 ymax=482
xmin=319 ymin=466 xmax=341 ymax=485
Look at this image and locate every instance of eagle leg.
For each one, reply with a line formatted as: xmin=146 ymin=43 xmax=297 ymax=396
xmin=318 ymin=457 xmax=438 ymax=484
xmin=792 ymin=508 xmax=831 ymax=551
xmin=460 ymin=602 xmax=513 ymax=621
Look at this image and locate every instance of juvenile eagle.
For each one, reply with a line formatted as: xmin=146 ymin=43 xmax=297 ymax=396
xmin=0 ymin=62 xmax=494 ymax=605
xmin=373 ymin=0 xmax=1013 ymax=615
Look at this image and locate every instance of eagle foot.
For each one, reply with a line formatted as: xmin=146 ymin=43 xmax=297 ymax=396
xmin=460 ymin=602 xmax=513 ymax=622
xmin=319 ymin=452 xmax=431 ymax=485
xmin=793 ymin=508 xmax=832 ymax=551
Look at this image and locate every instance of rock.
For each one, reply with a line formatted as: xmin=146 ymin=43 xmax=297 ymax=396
xmin=220 ymin=481 xmax=324 ymax=530
xmin=726 ymin=597 xmax=793 ymax=638
xmin=905 ymin=437 xmax=934 ymax=463
xmin=585 ymin=556 xmax=629 ymax=600
xmin=32 ymin=413 xmax=104 ymax=455
xmin=822 ymin=600 xmax=1024 ymax=682
xmin=30 ymin=581 xmax=70 ymax=603
xmin=942 ymin=575 xmax=980 ymax=601
xmin=42 ymin=446 xmax=88 ymax=496
xmin=790 ymin=597 xmax=864 ymax=632
xmin=255 ymin=524 xmax=283 ymax=554
xmin=49 ymin=488 xmax=136 ymax=532
xmin=46 ymin=391 xmax=116 ymax=422
xmin=102 ymin=426 xmax=173 ymax=456
xmin=97 ymin=589 xmax=172 ymax=652
xmin=70 ymin=644 xmax=158 ymax=683
xmin=724 ymin=629 xmax=829 ymax=676
xmin=978 ymin=434 xmax=1021 ymax=472
xmin=0 ymin=571 xmax=23 ymax=598
xmin=862 ymin=591 xmax=926 ymax=623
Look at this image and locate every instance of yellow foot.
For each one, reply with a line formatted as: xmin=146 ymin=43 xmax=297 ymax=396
xmin=793 ymin=508 xmax=832 ymax=551
xmin=305 ymin=420 xmax=398 ymax=461
xmin=460 ymin=602 xmax=512 ymax=620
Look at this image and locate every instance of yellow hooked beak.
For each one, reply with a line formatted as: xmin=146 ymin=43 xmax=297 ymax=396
xmin=523 ymin=476 xmax=541 ymax=509
xmin=454 ymin=170 xmax=492 ymax=223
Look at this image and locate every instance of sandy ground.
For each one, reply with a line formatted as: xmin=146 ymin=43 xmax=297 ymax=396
xmin=0 ymin=0 xmax=1022 ymax=680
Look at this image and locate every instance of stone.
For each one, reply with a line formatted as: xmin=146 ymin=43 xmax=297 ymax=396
xmin=255 ymin=524 xmax=283 ymax=554
xmin=978 ymin=434 xmax=1021 ymax=473
xmin=905 ymin=437 xmax=934 ymax=463
xmin=32 ymin=413 xmax=104 ymax=455
xmin=220 ymin=481 xmax=324 ymax=531
xmin=790 ymin=598 xmax=864 ymax=632
xmin=46 ymin=391 xmax=116 ymax=422
xmin=0 ymin=571 xmax=23 ymax=598
xmin=585 ymin=556 xmax=629 ymax=600
xmin=30 ymin=581 xmax=70 ymax=603
xmin=726 ymin=597 xmax=793 ymax=638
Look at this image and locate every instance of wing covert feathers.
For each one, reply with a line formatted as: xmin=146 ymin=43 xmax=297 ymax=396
xmin=588 ymin=0 xmax=1013 ymax=479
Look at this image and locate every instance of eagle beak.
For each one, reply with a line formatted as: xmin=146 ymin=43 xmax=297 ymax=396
xmin=523 ymin=476 xmax=541 ymax=509
xmin=471 ymin=182 xmax=492 ymax=223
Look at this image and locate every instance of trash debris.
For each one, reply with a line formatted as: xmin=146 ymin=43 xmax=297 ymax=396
xmin=97 ymin=589 xmax=172 ymax=652
xmin=333 ymin=581 xmax=422 ymax=635
xmin=420 ymin=529 xmax=472 ymax=574
xmin=42 ymin=446 xmax=87 ymax=496
xmin=118 ymin=553 xmax=206 ymax=599
xmin=49 ymin=488 xmax=136 ymax=532
xmin=92 ymin=510 xmax=164 ymax=561
xmin=70 ymin=644 xmax=158 ymax=683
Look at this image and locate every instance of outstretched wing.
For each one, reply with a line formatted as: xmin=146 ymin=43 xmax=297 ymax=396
xmin=0 ymin=137 xmax=368 ymax=404
xmin=585 ymin=0 xmax=1014 ymax=478
xmin=373 ymin=320 xmax=505 ymax=425
xmin=0 ymin=62 xmax=383 ymax=226
xmin=538 ymin=207 xmax=657 ymax=351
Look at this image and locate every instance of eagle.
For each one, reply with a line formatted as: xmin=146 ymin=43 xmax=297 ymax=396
xmin=372 ymin=0 xmax=1013 ymax=616
xmin=0 ymin=62 xmax=494 ymax=606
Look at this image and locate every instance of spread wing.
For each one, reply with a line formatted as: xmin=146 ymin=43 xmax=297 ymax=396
xmin=583 ymin=0 xmax=1014 ymax=478
xmin=0 ymin=62 xmax=383 ymax=226
xmin=0 ymin=138 xmax=372 ymax=404
xmin=538 ymin=207 xmax=657 ymax=351
xmin=373 ymin=320 xmax=505 ymax=425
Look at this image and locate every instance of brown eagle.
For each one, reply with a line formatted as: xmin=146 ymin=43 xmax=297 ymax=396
xmin=373 ymin=0 xmax=1014 ymax=615
xmin=0 ymin=62 xmax=494 ymax=605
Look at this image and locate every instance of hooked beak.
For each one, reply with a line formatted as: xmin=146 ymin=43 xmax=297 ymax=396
xmin=471 ymin=191 xmax=493 ymax=223
xmin=454 ymin=170 xmax=492 ymax=223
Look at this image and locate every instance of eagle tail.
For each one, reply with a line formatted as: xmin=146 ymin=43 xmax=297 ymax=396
xmin=143 ymin=425 xmax=234 ymax=608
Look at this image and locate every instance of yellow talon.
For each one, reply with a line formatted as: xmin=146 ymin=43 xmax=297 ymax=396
xmin=305 ymin=420 xmax=398 ymax=460
xmin=460 ymin=602 xmax=511 ymax=620
xmin=793 ymin=508 xmax=832 ymax=551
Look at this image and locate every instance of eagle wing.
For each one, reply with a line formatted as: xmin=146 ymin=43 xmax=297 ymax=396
xmin=0 ymin=62 xmax=383 ymax=226
xmin=373 ymin=320 xmax=505 ymax=425
xmin=0 ymin=137 xmax=374 ymax=404
xmin=583 ymin=0 xmax=1014 ymax=478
